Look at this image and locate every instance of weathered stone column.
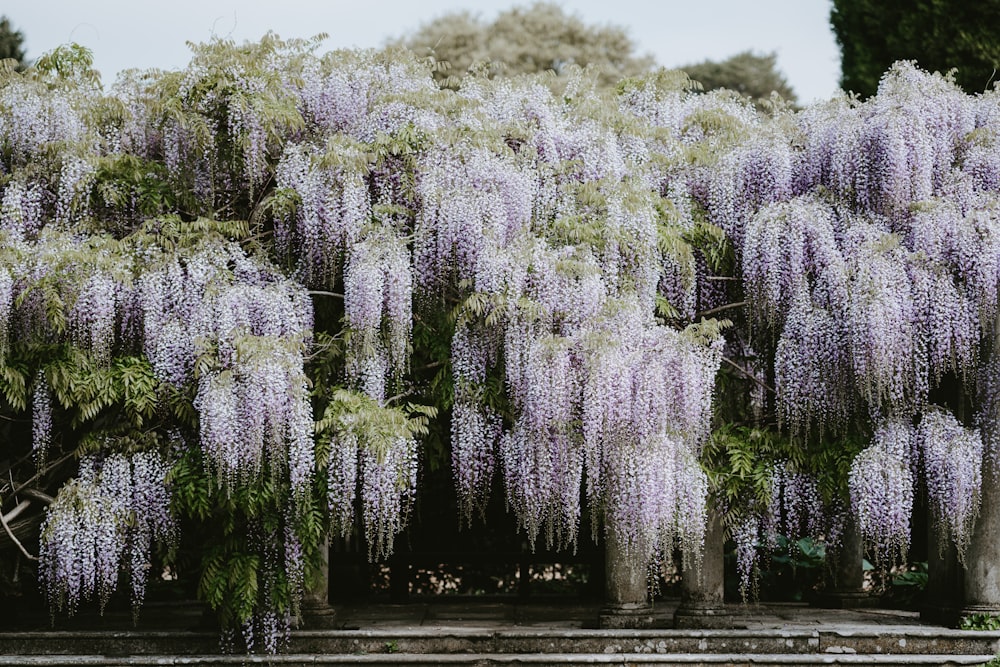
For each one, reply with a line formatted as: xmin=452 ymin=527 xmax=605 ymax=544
xmin=599 ymin=530 xmax=656 ymax=628
xmin=921 ymin=521 xmax=963 ymax=625
xmin=961 ymin=464 xmax=1000 ymax=621
xmin=674 ymin=510 xmax=733 ymax=628
xmin=815 ymin=514 xmax=871 ymax=608
xmin=959 ymin=319 xmax=1000 ymax=625
xmin=301 ymin=538 xmax=338 ymax=629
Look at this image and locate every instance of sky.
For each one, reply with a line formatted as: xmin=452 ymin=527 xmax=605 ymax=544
xmin=8 ymin=1 xmax=843 ymax=104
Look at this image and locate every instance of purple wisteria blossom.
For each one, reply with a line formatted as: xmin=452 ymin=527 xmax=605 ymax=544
xmin=38 ymin=451 xmax=176 ymax=616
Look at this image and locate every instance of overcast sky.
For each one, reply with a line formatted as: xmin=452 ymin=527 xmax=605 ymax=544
xmin=9 ymin=1 xmax=842 ymax=104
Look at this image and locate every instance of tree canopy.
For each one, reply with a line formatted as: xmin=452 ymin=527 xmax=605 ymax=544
xmin=0 ymin=16 xmax=27 ymax=69
xmin=680 ymin=50 xmax=798 ymax=106
xmin=831 ymin=0 xmax=1000 ymax=97
xmin=389 ymin=2 xmax=655 ymax=87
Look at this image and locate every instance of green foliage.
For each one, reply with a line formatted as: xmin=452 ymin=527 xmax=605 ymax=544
xmin=961 ymin=613 xmax=1000 ymax=631
xmin=681 ymin=51 xmax=798 ymax=106
xmin=886 ymin=561 xmax=927 ymax=609
xmin=831 ymin=0 xmax=1000 ymax=96
xmin=703 ymin=424 xmax=864 ymax=530
xmin=45 ymin=349 xmax=159 ymax=429
xmin=0 ymin=16 xmax=26 ymax=70
xmin=390 ymin=2 xmax=655 ymax=88
xmin=31 ymin=43 xmax=101 ymax=88
xmin=170 ymin=446 xmax=325 ymax=634
xmin=759 ymin=534 xmax=826 ymax=602
xmin=892 ymin=561 xmax=929 ymax=589
xmin=89 ymin=155 xmax=177 ymax=225
xmin=315 ymin=388 xmax=435 ymax=467
xmin=703 ymin=425 xmax=796 ymax=514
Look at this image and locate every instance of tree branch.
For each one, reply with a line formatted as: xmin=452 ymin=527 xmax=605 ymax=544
xmin=385 ymin=388 xmax=417 ymax=404
xmin=696 ymin=300 xmax=747 ymax=319
xmin=11 ymin=451 xmax=75 ymax=500
xmin=21 ymin=488 xmax=54 ymax=505
xmin=0 ymin=500 xmax=38 ymax=561
xmin=309 ymin=290 xmax=344 ymax=299
xmin=722 ymin=355 xmax=776 ymax=395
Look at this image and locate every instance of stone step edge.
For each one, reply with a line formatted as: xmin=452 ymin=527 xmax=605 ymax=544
xmin=0 ymin=654 xmax=992 ymax=665
xmin=4 ymin=628 xmax=999 ymax=639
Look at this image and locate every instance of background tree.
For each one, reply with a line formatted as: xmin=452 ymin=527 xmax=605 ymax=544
xmin=389 ymin=2 xmax=655 ymax=87
xmin=680 ymin=50 xmax=798 ymax=106
xmin=0 ymin=16 xmax=27 ymax=69
xmin=831 ymin=0 xmax=1000 ymax=97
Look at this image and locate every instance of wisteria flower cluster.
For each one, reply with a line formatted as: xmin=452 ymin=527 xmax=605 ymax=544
xmin=139 ymin=240 xmax=315 ymax=496
xmin=849 ymin=419 xmax=914 ymax=565
xmin=916 ymin=408 xmax=983 ymax=560
xmin=38 ymin=450 xmax=175 ymax=616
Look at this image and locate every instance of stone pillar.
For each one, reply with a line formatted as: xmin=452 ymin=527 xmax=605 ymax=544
xmin=301 ymin=539 xmax=338 ymax=629
xmin=815 ymin=515 xmax=872 ymax=608
xmin=921 ymin=521 xmax=963 ymax=625
xmin=962 ymin=464 xmax=1000 ymax=622
xmin=957 ymin=318 xmax=1000 ymax=625
xmin=598 ymin=529 xmax=656 ymax=628
xmin=674 ymin=511 xmax=733 ymax=629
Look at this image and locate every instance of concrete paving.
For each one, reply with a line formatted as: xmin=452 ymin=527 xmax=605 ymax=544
xmin=331 ymin=598 xmax=924 ymax=631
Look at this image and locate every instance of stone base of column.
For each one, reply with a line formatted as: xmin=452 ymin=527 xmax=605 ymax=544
xmin=957 ymin=604 xmax=1000 ymax=628
xmin=300 ymin=599 xmax=338 ymax=629
xmin=673 ymin=604 xmax=737 ymax=629
xmin=598 ymin=602 xmax=664 ymax=629
xmin=812 ymin=590 xmax=877 ymax=609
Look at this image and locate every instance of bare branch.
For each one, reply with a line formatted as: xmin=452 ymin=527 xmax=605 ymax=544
xmin=21 ymin=488 xmax=54 ymax=505
xmin=309 ymin=290 xmax=344 ymax=299
xmin=722 ymin=355 xmax=775 ymax=395
xmin=696 ymin=300 xmax=747 ymax=319
xmin=11 ymin=451 xmax=75 ymax=500
xmin=0 ymin=499 xmax=38 ymax=561
xmin=385 ymin=388 xmax=417 ymax=404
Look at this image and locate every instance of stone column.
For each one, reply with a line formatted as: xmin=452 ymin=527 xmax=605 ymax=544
xmin=921 ymin=521 xmax=963 ymax=625
xmin=674 ymin=511 xmax=733 ymax=629
xmin=959 ymin=319 xmax=1000 ymax=625
xmin=962 ymin=464 xmax=1000 ymax=622
xmin=301 ymin=539 xmax=338 ymax=629
xmin=598 ymin=529 xmax=656 ymax=628
xmin=815 ymin=515 xmax=871 ymax=608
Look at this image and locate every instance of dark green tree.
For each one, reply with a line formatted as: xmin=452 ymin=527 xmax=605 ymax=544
xmin=680 ymin=51 xmax=798 ymax=106
xmin=831 ymin=0 xmax=1000 ymax=97
xmin=389 ymin=2 xmax=655 ymax=87
xmin=0 ymin=16 xmax=27 ymax=69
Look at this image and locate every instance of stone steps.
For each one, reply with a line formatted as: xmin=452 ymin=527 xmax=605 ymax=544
xmin=0 ymin=653 xmax=992 ymax=666
xmin=0 ymin=628 xmax=996 ymax=665
xmin=2 ymin=601 xmax=998 ymax=666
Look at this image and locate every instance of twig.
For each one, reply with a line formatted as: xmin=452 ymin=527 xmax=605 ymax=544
xmin=696 ymin=300 xmax=748 ymax=319
xmin=11 ymin=451 xmax=75 ymax=500
xmin=0 ymin=414 xmax=29 ymax=422
xmin=722 ymin=356 xmax=776 ymax=395
xmin=21 ymin=488 xmax=54 ymax=505
xmin=417 ymin=360 xmax=446 ymax=372
xmin=309 ymin=290 xmax=344 ymax=299
xmin=385 ymin=388 xmax=417 ymax=404
xmin=0 ymin=500 xmax=38 ymax=561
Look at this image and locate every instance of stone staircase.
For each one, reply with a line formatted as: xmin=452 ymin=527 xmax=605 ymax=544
xmin=0 ymin=601 xmax=997 ymax=665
